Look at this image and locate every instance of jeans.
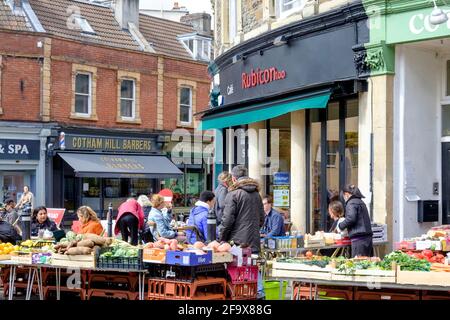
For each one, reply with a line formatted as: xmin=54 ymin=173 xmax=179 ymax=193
xmin=257 ymin=270 xmax=265 ymax=298
xmin=119 ymin=213 xmax=139 ymax=245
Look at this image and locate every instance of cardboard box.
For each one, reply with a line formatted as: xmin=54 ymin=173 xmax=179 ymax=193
xmin=396 ymin=266 xmax=450 ymax=286
xmin=415 ymin=240 xmax=442 ymax=251
xmin=10 ymin=252 xmax=32 ymax=264
xmin=331 ymin=269 xmax=396 ymax=283
xmin=212 ymin=252 xmax=233 ymax=264
xmin=143 ymin=248 xmax=166 ymax=264
xmin=51 ymin=253 xmax=96 ymax=269
xmin=166 ymin=250 xmax=212 ymax=266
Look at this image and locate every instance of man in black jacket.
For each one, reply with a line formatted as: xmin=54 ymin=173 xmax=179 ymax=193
xmin=338 ymin=184 xmax=373 ymax=257
xmin=0 ymin=217 xmax=22 ymax=244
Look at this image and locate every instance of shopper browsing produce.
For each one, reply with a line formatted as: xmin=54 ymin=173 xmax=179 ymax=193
xmin=115 ymin=198 xmax=145 ymax=245
xmin=260 ymin=195 xmax=285 ymax=238
xmin=338 ymin=184 xmax=373 ymax=257
xmin=0 ymin=217 xmax=21 ymax=244
xmin=186 ymin=191 xmax=216 ymax=244
xmin=30 ymin=206 xmax=58 ymax=237
xmin=77 ymin=206 xmax=104 ymax=235
xmin=148 ymin=194 xmax=184 ymax=241
xmin=328 ymin=200 xmax=348 ymax=237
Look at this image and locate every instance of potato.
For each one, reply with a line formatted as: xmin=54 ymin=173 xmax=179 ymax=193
xmin=82 ymin=234 xmax=107 ymax=246
xmin=217 ymin=243 xmax=231 ymax=252
xmin=65 ymin=247 xmax=92 ymax=255
xmin=77 ymin=240 xmax=95 ymax=248
xmin=193 ymin=241 xmax=205 ymax=249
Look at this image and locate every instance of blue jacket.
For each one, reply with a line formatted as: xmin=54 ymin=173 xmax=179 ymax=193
xmin=147 ymin=207 xmax=176 ymax=241
xmin=186 ymin=201 xmax=209 ymax=244
xmin=261 ymin=209 xmax=285 ymax=238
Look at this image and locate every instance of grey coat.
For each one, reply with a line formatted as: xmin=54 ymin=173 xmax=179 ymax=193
xmin=219 ymin=177 xmax=265 ymax=253
xmin=214 ymin=183 xmax=228 ymax=225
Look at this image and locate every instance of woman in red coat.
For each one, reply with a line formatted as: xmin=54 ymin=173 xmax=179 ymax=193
xmin=115 ymin=198 xmax=145 ymax=245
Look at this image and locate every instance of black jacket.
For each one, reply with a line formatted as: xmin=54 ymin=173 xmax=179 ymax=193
xmin=31 ymin=219 xmax=58 ymax=237
xmin=214 ymin=183 xmax=228 ymax=225
xmin=338 ymin=195 xmax=372 ymax=238
xmin=0 ymin=221 xmax=21 ymax=244
xmin=220 ymin=177 xmax=265 ymax=253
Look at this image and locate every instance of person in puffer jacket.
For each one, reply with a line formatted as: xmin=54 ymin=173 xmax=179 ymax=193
xmin=186 ymin=191 xmax=216 ymax=244
xmin=338 ymin=184 xmax=373 ymax=257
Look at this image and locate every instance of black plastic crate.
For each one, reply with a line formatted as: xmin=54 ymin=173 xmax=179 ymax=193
xmin=96 ymin=247 xmax=144 ymax=271
xmin=146 ymin=263 xmax=227 ymax=282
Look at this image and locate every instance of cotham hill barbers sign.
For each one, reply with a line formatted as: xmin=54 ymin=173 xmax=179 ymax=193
xmin=0 ymin=139 xmax=40 ymax=160
xmin=64 ymin=134 xmax=152 ymax=153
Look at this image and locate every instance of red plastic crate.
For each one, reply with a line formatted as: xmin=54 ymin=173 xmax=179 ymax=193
xmin=227 ymin=266 xmax=258 ymax=284
xmin=148 ymin=277 xmax=227 ymax=300
xmin=227 ymin=281 xmax=257 ymax=300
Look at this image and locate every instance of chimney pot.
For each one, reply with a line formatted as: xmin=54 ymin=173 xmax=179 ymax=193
xmin=173 ymin=2 xmax=179 ymax=10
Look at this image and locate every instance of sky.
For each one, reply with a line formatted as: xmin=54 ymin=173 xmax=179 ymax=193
xmin=139 ymin=0 xmax=213 ymax=15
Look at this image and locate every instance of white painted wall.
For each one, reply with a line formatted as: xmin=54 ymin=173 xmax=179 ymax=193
xmin=394 ymin=45 xmax=441 ymax=241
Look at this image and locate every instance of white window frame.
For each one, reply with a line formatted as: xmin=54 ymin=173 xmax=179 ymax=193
xmin=120 ymin=78 xmax=136 ymax=120
xmin=179 ymin=86 xmax=193 ymax=125
xmin=229 ymin=0 xmax=237 ymax=42
xmin=178 ymin=34 xmax=212 ymax=62
xmin=278 ymin=0 xmax=305 ymax=19
xmin=74 ymin=72 xmax=92 ymax=116
xmin=74 ymin=15 xmax=96 ymax=34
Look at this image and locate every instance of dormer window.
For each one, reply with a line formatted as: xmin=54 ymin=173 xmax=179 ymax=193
xmin=277 ymin=0 xmax=306 ymax=18
xmin=179 ymin=34 xmax=212 ymax=62
xmin=74 ymin=16 xmax=96 ymax=34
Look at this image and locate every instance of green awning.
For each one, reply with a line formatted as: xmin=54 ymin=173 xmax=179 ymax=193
xmin=199 ymin=90 xmax=331 ymax=130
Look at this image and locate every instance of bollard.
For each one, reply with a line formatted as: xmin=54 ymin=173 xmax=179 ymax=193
xmin=207 ymin=209 xmax=217 ymax=243
xmin=107 ymin=203 xmax=113 ymax=237
xmin=20 ymin=204 xmax=32 ymax=240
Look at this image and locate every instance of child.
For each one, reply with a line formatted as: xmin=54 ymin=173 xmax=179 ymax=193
xmin=328 ymin=201 xmax=348 ymax=237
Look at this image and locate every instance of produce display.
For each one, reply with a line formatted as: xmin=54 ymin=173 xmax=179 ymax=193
xmin=144 ymin=239 xmax=232 ymax=254
xmin=0 ymin=242 xmax=18 ymax=255
xmin=54 ymin=232 xmax=113 ymax=255
xmin=100 ymin=239 xmax=140 ymax=259
xmin=278 ymin=252 xmax=331 ymax=269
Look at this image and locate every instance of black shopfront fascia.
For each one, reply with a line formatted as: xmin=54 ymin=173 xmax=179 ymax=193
xmin=50 ymin=128 xmax=171 ymax=222
xmin=204 ymin=1 xmax=369 ymax=231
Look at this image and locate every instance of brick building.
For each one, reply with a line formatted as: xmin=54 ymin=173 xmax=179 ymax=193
xmin=0 ymin=0 xmax=213 ymax=217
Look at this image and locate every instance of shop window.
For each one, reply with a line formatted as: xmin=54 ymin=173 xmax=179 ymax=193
xmin=163 ymin=172 xmax=204 ymax=208
xmin=81 ymin=178 xmax=101 ymax=212
xmin=277 ymin=0 xmax=306 ymax=18
xmin=326 ymin=141 xmax=338 ymax=168
xmin=179 ymin=87 xmax=192 ymax=124
xmin=75 ymin=73 xmax=91 ymax=115
xmin=120 ymin=79 xmax=135 ymax=119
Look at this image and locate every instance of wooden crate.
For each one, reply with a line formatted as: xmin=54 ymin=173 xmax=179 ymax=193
xmin=0 ymin=254 xmax=11 ymax=261
xmin=51 ymin=254 xmax=95 ymax=269
xmin=212 ymin=252 xmax=233 ymax=264
xmin=272 ymin=261 xmax=332 ymax=280
xmin=10 ymin=252 xmax=32 ymax=264
xmin=331 ymin=269 xmax=396 ymax=284
xmin=396 ymin=266 xmax=450 ymax=286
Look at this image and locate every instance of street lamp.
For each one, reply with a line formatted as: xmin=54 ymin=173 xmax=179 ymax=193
xmin=430 ymin=0 xmax=448 ymax=25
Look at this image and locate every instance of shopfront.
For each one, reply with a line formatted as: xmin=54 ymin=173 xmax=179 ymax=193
xmin=361 ymin=0 xmax=450 ymax=242
xmin=50 ymin=130 xmax=182 ymax=220
xmin=0 ymin=122 xmax=50 ymax=207
xmin=201 ymin=2 xmax=370 ymax=233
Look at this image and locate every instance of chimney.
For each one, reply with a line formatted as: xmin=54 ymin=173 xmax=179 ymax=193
xmin=180 ymin=13 xmax=212 ymax=35
xmin=173 ymin=2 xmax=179 ymax=10
xmin=115 ymin=0 xmax=139 ymax=30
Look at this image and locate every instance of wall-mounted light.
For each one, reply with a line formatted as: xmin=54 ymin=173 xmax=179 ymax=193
xmin=273 ymin=35 xmax=288 ymax=47
xmin=430 ymin=0 xmax=448 ymax=25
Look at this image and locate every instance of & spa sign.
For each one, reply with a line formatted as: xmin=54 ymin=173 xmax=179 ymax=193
xmin=0 ymin=139 xmax=40 ymax=160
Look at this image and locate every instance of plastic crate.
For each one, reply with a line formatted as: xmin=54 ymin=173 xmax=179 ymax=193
xmin=394 ymin=241 xmax=416 ymax=251
xmin=227 ymin=281 xmax=257 ymax=300
xmin=146 ymin=263 xmax=226 ymax=282
xmin=229 ymin=247 xmax=253 ymax=267
xmin=354 ymin=288 xmax=419 ymax=300
xmin=264 ymin=281 xmax=287 ymax=300
xmin=317 ymin=285 xmax=354 ymax=300
xmin=87 ymin=289 xmax=139 ymax=300
xmin=96 ymin=247 xmax=144 ymax=270
xmin=227 ymin=266 xmax=258 ymax=284
xmin=148 ymin=277 xmax=227 ymax=300
xmin=421 ymin=291 xmax=450 ymax=300
xmin=88 ymin=272 xmax=138 ymax=292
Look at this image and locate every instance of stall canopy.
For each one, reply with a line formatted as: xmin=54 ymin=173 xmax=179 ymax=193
xmin=58 ymin=153 xmax=183 ymax=178
xmin=199 ymin=89 xmax=331 ymax=130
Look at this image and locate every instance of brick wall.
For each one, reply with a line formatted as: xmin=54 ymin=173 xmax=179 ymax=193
xmin=0 ymin=31 xmax=210 ymax=134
